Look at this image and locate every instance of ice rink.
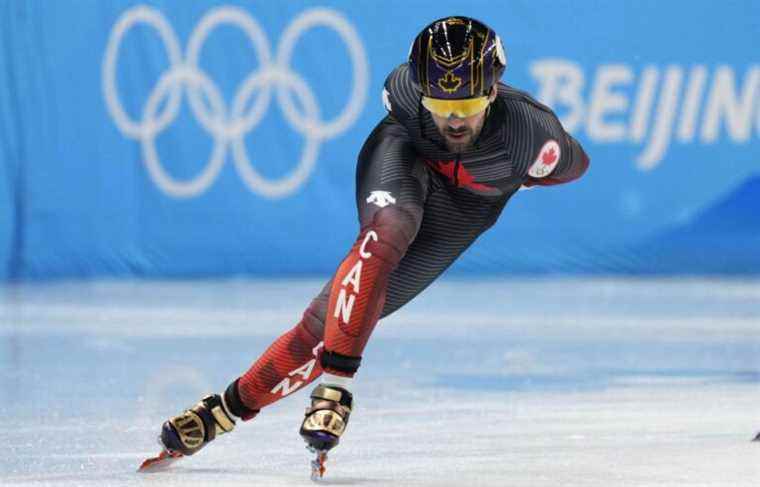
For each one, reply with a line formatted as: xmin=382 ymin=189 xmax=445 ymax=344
xmin=2 ymin=278 xmax=759 ymax=486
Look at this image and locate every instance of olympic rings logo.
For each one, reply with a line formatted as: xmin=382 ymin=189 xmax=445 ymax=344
xmin=102 ymin=5 xmax=368 ymax=198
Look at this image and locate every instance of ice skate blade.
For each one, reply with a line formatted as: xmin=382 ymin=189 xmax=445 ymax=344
xmin=309 ymin=447 xmax=328 ymax=482
xmin=138 ymin=449 xmax=184 ymax=473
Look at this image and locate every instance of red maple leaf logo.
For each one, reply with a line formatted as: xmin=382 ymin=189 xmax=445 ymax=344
xmin=433 ymin=160 xmax=457 ymax=179
xmin=424 ymin=160 xmax=496 ymax=192
xmin=541 ymin=147 xmax=558 ymax=165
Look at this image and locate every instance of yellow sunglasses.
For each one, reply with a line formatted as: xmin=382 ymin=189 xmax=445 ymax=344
xmin=421 ymin=96 xmax=490 ymax=118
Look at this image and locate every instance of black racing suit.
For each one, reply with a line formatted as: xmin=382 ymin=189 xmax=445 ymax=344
xmin=231 ymin=64 xmax=589 ymax=414
xmin=314 ymin=63 xmax=589 ymax=374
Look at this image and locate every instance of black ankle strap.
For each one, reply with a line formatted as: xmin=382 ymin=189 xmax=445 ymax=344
xmin=224 ymin=378 xmax=260 ymax=420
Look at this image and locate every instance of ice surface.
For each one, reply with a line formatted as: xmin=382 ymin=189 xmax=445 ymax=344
xmin=1 ymin=278 xmax=759 ymax=486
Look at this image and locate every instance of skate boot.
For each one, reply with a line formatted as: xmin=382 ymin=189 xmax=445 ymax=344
xmin=299 ymin=384 xmax=353 ymax=480
xmin=138 ymin=394 xmax=236 ymax=472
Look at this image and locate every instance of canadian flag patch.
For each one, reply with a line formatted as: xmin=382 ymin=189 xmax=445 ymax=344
xmin=528 ymin=140 xmax=561 ymax=178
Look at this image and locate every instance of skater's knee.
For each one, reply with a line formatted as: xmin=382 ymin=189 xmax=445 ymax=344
xmin=300 ymin=297 xmax=327 ymax=339
xmin=362 ymin=206 xmax=421 ymax=264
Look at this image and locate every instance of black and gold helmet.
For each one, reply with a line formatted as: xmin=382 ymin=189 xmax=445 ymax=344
xmin=408 ymin=16 xmax=507 ymax=100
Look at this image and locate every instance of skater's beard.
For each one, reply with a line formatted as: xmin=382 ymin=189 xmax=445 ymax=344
xmin=442 ymin=126 xmax=476 ymax=153
xmin=430 ymin=111 xmax=488 ymax=153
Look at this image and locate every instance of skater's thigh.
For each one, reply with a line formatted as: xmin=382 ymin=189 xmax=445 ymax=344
xmin=302 ymin=118 xmax=429 ymax=338
xmin=381 ymin=187 xmax=506 ymax=318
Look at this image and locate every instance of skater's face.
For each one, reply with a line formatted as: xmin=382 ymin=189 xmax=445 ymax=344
xmin=425 ymin=87 xmax=497 ymax=153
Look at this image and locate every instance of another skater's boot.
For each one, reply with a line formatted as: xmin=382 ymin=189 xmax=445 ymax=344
xmin=299 ymin=384 xmax=353 ymax=479
xmin=138 ymin=394 xmax=236 ymax=472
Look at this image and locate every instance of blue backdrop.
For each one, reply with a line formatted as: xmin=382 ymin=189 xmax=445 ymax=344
xmin=1 ymin=0 xmax=758 ymax=279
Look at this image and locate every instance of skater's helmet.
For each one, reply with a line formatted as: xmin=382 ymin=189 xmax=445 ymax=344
xmin=409 ymin=16 xmax=506 ymax=118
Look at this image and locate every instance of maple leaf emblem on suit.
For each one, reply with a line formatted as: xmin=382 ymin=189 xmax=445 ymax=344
xmin=528 ymin=140 xmax=561 ymax=178
xmin=542 ymin=147 xmax=558 ymax=165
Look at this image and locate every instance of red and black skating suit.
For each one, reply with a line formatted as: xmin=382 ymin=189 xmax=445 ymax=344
xmin=224 ymin=65 xmax=590 ymax=419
